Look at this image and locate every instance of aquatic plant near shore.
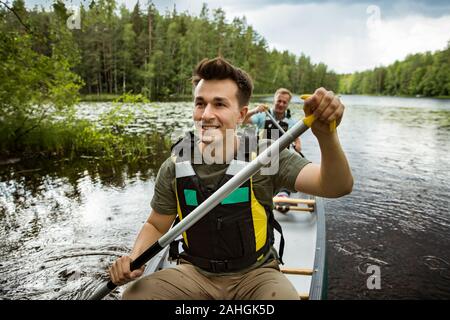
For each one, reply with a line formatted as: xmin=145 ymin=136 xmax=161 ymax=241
xmin=0 ymin=93 xmax=171 ymax=163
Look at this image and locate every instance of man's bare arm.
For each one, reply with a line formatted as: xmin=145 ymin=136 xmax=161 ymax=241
xmin=294 ymin=88 xmax=353 ymax=198
xmin=130 ymin=210 xmax=176 ymax=260
xmin=109 ymin=210 xmax=176 ymax=285
xmin=243 ymin=104 xmax=269 ymax=124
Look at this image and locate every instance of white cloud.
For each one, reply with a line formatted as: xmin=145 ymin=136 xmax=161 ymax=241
xmin=223 ymin=2 xmax=450 ymax=73
xmin=364 ymin=14 xmax=450 ymax=70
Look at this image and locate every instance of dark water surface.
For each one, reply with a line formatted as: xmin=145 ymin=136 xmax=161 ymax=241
xmin=0 ymin=95 xmax=449 ymax=299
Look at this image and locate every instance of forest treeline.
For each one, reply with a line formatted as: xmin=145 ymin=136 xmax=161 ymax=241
xmin=2 ymin=0 xmax=449 ymax=101
xmin=339 ymin=44 xmax=450 ymax=97
xmin=1 ymin=0 xmax=340 ymax=101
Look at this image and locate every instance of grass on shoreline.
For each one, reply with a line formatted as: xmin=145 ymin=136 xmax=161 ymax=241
xmin=0 ymin=119 xmax=171 ymax=163
xmin=1 ymin=93 xmax=170 ymax=163
xmin=80 ymin=94 xmax=122 ymax=102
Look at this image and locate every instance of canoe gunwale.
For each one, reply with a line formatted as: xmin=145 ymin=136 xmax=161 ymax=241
xmin=308 ymin=196 xmax=327 ymax=300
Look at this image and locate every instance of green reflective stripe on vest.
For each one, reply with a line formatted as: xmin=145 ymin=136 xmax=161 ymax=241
xmin=184 ymin=189 xmax=198 ymax=206
xmin=221 ymin=187 xmax=249 ymax=205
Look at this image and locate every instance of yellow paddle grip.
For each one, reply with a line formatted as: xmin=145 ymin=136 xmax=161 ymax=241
xmin=300 ymin=94 xmax=336 ymax=132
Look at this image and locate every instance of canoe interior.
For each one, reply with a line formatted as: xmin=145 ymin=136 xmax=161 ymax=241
xmin=274 ymin=193 xmax=326 ymax=300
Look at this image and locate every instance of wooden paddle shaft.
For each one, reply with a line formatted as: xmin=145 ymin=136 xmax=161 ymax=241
xmin=281 ymin=267 xmax=314 ymax=275
xmin=275 ymin=205 xmax=313 ymax=212
xmin=273 ymin=197 xmax=315 ymax=205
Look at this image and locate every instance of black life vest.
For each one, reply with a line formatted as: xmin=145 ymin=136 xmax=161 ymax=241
xmin=262 ymin=110 xmax=290 ymax=140
xmin=168 ymin=132 xmax=285 ymax=273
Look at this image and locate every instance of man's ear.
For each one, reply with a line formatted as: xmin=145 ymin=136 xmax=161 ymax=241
xmin=238 ymin=106 xmax=249 ymax=124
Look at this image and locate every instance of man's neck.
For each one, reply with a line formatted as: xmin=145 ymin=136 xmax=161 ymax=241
xmin=198 ymin=135 xmax=239 ymax=164
xmin=273 ymin=109 xmax=285 ymax=121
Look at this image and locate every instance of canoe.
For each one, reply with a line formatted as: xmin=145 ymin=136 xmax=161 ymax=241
xmin=273 ymin=193 xmax=327 ymax=300
xmin=141 ymin=193 xmax=327 ymax=300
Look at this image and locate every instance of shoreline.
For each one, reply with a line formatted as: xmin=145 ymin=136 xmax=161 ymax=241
xmin=79 ymin=93 xmax=450 ymax=102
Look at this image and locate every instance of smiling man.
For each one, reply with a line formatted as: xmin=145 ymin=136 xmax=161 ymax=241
xmin=192 ymin=73 xmax=250 ymax=164
xmin=108 ymin=57 xmax=353 ymax=300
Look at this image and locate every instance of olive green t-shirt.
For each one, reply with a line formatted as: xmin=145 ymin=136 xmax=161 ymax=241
xmin=150 ymin=140 xmax=311 ymax=215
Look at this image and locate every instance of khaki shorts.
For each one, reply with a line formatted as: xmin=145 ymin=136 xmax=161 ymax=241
xmin=123 ymin=259 xmax=300 ymax=300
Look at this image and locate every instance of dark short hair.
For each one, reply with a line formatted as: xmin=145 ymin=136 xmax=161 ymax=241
xmin=192 ymin=57 xmax=253 ymax=108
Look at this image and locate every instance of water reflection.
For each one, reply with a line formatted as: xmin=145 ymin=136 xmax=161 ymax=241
xmin=0 ymin=158 xmax=168 ymax=300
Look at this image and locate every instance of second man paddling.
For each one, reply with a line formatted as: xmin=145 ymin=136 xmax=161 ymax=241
xmin=244 ymin=88 xmax=302 ymax=154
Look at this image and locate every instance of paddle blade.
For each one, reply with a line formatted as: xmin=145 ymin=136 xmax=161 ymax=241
xmin=88 ymin=280 xmax=117 ymax=300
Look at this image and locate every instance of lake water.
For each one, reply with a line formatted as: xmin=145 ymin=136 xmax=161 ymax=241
xmin=0 ymin=95 xmax=449 ymax=299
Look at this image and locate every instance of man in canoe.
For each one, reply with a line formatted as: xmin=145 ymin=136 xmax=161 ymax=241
xmin=244 ymin=88 xmax=303 ymax=210
xmin=244 ymin=87 xmax=302 ymax=154
xmin=109 ymin=57 xmax=353 ymax=299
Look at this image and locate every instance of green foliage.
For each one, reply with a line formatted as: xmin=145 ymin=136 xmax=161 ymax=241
xmin=0 ymin=91 xmax=160 ymax=162
xmin=113 ymin=92 xmax=150 ymax=103
xmin=80 ymin=94 xmax=122 ymax=102
xmin=65 ymin=0 xmax=340 ymax=98
xmin=339 ymin=44 xmax=450 ymax=97
xmin=74 ymin=92 xmax=155 ymax=161
xmin=100 ymin=92 xmax=150 ymax=135
xmin=0 ymin=1 xmax=159 ymax=161
xmin=0 ymin=4 xmax=83 ymax=147
xmin=0 ymin=117 xmax=168 ymax=163
xmin=3 ymin=1 xmax=342 ymax=103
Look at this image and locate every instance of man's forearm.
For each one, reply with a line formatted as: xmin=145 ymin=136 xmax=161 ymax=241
xmin=130 ymin=222 xmax=164 ymax=260
xmin=243 ymin=108 xmax=258 ymax=124
xmin=317 ymin=133 xmax=353 ymax=197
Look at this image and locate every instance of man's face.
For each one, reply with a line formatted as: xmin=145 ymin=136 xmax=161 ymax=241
xmin=193 ymin=79 xmax=248 ymax=145
xmin=273 ymin=93 xmax=291 ymax=114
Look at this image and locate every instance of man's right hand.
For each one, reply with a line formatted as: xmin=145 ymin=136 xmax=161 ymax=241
xmin=109 ymin=256 xmax=145 ymax=286
xmin=252 ymin=104 xmax=269 ymax=114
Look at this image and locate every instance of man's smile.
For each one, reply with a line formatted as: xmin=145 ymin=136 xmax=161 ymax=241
xmin=201 ymin=124 xmax=221 ymax=130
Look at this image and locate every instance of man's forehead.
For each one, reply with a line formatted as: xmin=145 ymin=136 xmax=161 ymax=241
xmin=275 ymin=93 xmax=291 ymax=101
xmin=194 ymin=79 xmax=238 ymax=101
xmin=195 ymin=95 xmax=230 ymax=102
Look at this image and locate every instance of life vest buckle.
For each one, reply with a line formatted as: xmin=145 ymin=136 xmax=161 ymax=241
xmin=210 ymin=259 xmax=228 ymax=273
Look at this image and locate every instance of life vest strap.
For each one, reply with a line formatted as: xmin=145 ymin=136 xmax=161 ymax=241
xmin=269 ymin=213 xmax=285 ymax=265
xmin=178 ymin=243 xmax=270 ymax=273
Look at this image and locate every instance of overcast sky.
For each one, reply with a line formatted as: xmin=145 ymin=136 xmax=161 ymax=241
xmin=24 ymin=0 xmax=450 ymax=73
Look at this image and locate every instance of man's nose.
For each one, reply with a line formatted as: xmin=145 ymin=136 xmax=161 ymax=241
xmin=201 ymin=103 xmax=215 ymax=121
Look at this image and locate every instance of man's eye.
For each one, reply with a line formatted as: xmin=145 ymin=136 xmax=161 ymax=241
xmin=196 ymin=102 xmax=205 ymax=107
